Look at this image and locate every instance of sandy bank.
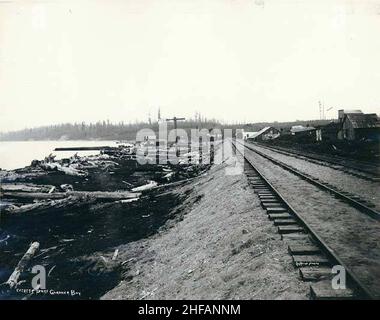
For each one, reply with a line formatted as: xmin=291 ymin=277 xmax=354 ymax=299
xmin=102 ymin=150 xmax=309 ymax=300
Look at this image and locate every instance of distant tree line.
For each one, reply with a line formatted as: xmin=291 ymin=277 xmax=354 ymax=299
xmin=0 ymin=117 xmax=334 ymax=141
xmin=0 ymin=118 xmax=223 ymax=141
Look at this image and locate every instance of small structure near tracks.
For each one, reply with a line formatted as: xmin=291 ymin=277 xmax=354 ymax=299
xmin=338 ymin=109 xmax=380 ymax=141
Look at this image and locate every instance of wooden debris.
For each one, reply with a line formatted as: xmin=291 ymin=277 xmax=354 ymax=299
xmin=48 ymin=265 xmax=56 ymax=277
xmin=118 ymin=198 xmax=139 ymax=204
xmin=2 ymin=192 xmax=69 ymax=200
xmin=39 ymin=162 xmax=87 ymax=177
xmin=2 ymin=190 xmax=141 ymax=201
xmin=69 ymin=191 xmax=141 ymax=200
xmin=6 ymin=242 xmax=40 ymax=288
xmin=3 ymin=189 xmax=141 ymax=214
xmin=5 ymin=196 xmax=95 ymax=214
xmin=112 ymin=249 xmax=119 ymax=261
xmin=0 ymin=183 xmax=55 ymax=193
xmin=131 ymin=181 xmax=158 ymax=192
xmin=0 ymin=170 xmax=47 ymax=183
xmin=150 ymin=178 xmax=194 ymax=191
xmin=60 ymin=184 xmax=73 ymax=192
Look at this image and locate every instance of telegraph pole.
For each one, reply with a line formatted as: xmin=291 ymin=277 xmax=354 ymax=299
xmin=166 ymin=116 xmax=185 ymax=143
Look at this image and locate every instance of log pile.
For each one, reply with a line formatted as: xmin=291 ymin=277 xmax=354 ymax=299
xmin=30 ymin=153 xmax=120 ymax=177
xmin=0 ymin=141 xmax=219 ymax=300
xmin=0 ymin=142 xmax=214 ymax=217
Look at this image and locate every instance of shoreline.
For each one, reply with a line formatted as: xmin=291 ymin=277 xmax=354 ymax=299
xmin=0 ymin=144 xmax=211 ymax=300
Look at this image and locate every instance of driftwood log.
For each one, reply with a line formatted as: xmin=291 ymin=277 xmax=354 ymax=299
xmin=0 ymin=183 xmax=55 ymax=193
xmin=2 ymin=190 xmax=141 ymax=200
xmin=150 ymin=178 xmax=194 ymax=191
xmin=38 ymin=162 xmax=87 ymax=177
xmin=131 ymin=181 xmax=158 ymax=192
xmin=6 ymin=196 xmax=96 ymax=214
xmin=6 ymin=242 xmax=40 ymax=288
xmin=3 ymin=190 xmax=142 ymax=214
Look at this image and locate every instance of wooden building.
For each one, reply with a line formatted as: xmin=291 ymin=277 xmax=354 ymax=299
xmin=338 ymin=110 xmax=380 ymax=141
xmin=247 ymin=127 xmax=280 ymax=142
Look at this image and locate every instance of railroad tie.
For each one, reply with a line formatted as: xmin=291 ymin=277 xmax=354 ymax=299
xmin=273 ymin=218 xmax=297 ymax=226
xmin=254 ymin=189 xmax=271 ymax=193
xmin=268 ymin=213 xmax=294 ymax=220
xmin=299 ymin=267 xmax=333 ymax=282
xmin=262 ymin=202 xmax=282 ymax=208
xmin=249 ymin=182 xmax=263 ymax=185
xmin=310 ymin=281 xmax=355 ymax=300
xmin=281 ymin=233 xmax=310 ymax=241
xmin=288 ymin=244 xmax=321 ymax=255
xmin=255 ymin=187 xmax=271 ymax=190
xmin=262 ymin=202 xmax=286 ymax=209
xmin=257 ymin=192 xmax=275 ymax=196
xmin=258 ymin=196 xmax=278 ymax=201
xmin=266 ymin=207 xmax=288 ymax=214
xmin=292 ymin=255 xmax=330 ymax=267
xmin=277 ymin=225 xmax=305 ymax=234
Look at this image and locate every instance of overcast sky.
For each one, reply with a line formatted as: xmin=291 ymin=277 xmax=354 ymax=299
xmin=0 ymin=0 xmax=379 ymax=132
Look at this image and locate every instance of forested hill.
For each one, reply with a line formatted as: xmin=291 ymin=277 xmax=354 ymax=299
xmin=0 ymin=119 xmax=333 ymax=141
xmin=0 ymin=119 xmax=222 ymax=141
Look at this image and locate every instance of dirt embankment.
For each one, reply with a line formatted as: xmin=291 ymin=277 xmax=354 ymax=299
xmin=102 ymin=151 xmax=309 ymax=300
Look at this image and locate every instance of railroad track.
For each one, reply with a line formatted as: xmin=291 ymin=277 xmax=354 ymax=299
xmin=231 ymin=140 xmax=377 ymax=300
xmin=241 ymin=141 xmax=380 ymax=220
xmin=249 ymin=142 xmax=380 ymax=182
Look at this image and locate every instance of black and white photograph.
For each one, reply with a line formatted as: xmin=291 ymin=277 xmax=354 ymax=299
xmin=0 ymin=0 xmax=379 ymax=310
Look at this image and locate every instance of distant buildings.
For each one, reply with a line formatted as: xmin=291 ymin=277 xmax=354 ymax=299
xmin=242 ymin=131 xmax=257 ymax=140
xmin=244 ymin=127 xmax=280 ymax=141
xmin=337 ymin=110 xmax=380 ymax=141
xmin=317 ymin=122 xmax=339 ymax=142
xmin=290 ymin=125 xmax=316 ymax=135
xmin=289 ymin=125 xmax=319 ymax=142
xmin=240 ymin=109 xmax=379 ymax=144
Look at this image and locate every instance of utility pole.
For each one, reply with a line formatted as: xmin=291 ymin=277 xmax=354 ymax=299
xmin=322 ymin=102 xmax=325 ymax=120
xmin=166 ymin=116 xmax=185 ymax=143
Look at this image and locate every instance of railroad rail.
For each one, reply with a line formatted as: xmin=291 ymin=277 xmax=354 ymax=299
xmin=240 ymin=141 xmax=380 ymax=221
xmin=231 ymin=139 xmax=377 ymax=300
xmin=248 ymin=142 xmax=380 ymax=182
